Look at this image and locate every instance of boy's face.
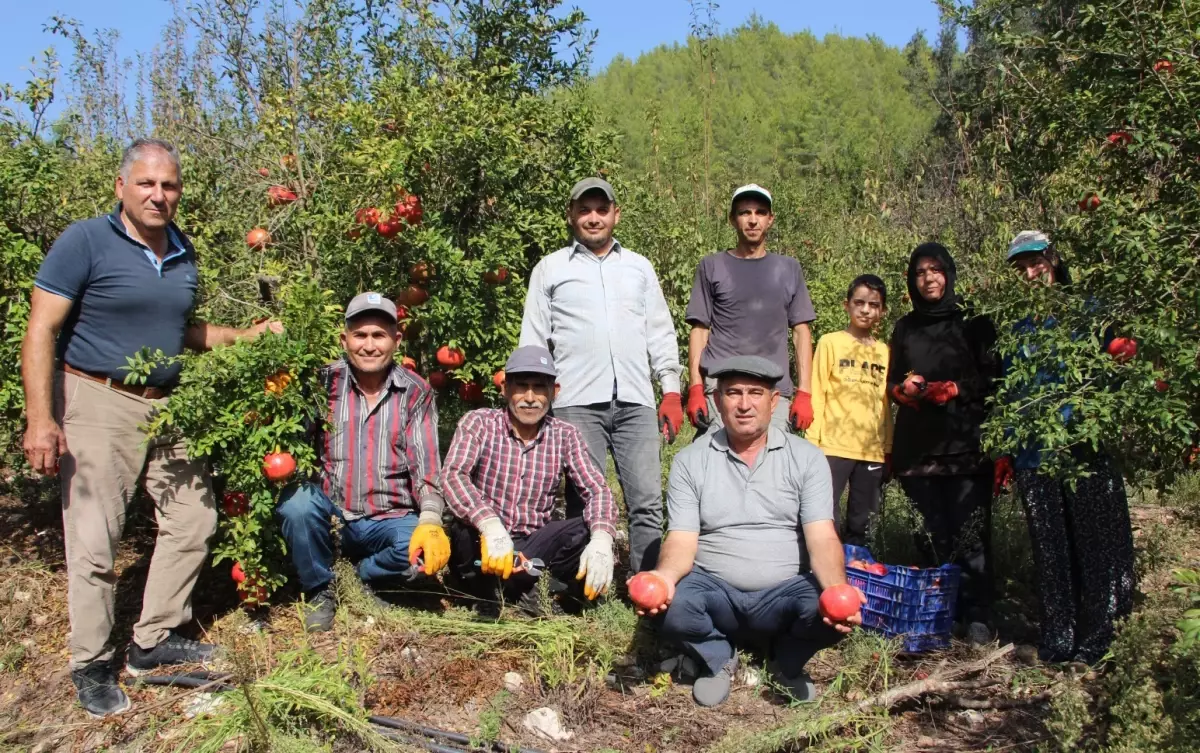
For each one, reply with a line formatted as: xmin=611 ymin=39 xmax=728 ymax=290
xmin=843 ymin=285 xmax=885 ymax=331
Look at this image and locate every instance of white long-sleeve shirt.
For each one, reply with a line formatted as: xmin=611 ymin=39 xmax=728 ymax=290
xmin=519 ymin=240 xmax=682 ymax=409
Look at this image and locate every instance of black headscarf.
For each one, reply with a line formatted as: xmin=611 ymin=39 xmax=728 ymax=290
xmin=906 ymin=242 xmax=959 ymax=319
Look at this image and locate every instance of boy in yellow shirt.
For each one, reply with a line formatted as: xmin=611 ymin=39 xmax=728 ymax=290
xmin=808 ymin=275 xmax=893 ymax=545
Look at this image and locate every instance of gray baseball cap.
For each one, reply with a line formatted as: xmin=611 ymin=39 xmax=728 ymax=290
xmin=504 ymin=345 xmax=557 ymax=378
xmin=708 ymin=355 xmax=784 ymax=385
xmin=569 ymin=177 xmax=616 ymax=203
xmin=345 ymin=292 xmax=398 ymax=322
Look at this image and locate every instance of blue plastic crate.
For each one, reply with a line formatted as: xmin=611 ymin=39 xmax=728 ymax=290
xmin=843 ymin=544 xmax=960 ymax=652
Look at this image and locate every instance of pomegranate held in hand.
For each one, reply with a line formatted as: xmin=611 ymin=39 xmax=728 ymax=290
xmin=819 ymin=584 xmax=861 ymax=623
xmin=628 ymin=571 xmax=670 ymax=611
xmin=902 ymin=374 xmax=926 ymax=397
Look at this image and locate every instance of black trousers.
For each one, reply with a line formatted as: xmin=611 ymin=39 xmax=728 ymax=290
xmin=1014 ymin=455 xmax=1135 ymax=662
xmin=448 ymin=517 xmax=590 ymax=600
xmin=899 ymin=473 xmax=993 ymax=623
xmin=827 ymin=457 xmax=884 ymax=546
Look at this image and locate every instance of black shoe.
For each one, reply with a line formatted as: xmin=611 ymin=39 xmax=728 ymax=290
xmin=303 ymin=587 xmax=336 ymax=633
xmin=514 ymin=587 xmax=565 ymax=618
xmin=71 ymin=660 xmax=132 ymax=718
xmin=125 ymin=632 xmax=217 ymax=676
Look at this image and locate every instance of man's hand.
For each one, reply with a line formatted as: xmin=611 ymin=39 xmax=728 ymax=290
xmin=631 ymin=569 xmax=677 ymax=617
xmin=478 ymin=517 xmax=514 ymax=579
xmin=408 ymin=517 xmax=450 ymax=576
xmin=658 ymin=392 xmax=683 ymax=443
xmin=789 ymin=391 xmax=814 ymax=431
xmin=923 ymin=381 xmax=959 ymax=405
xmin=993 ymin=456 xmax=1014 ymax=496
xmin=575 ymin=530 xmax=614 ymax=600
xmin=882 ymin=453 xmax=893 ymax=483
xmin=244 ymin=319 xmax=284 ymax=340
xmin=686 ymin=384 xmax=709 ymax=430
xmin=23 ymin=418 xmax=68 ymax=476
xmin=821 ymin=587 xmax=868 ymax=634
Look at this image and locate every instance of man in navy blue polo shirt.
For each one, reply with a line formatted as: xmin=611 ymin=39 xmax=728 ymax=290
xmin=20 ymin=138 xmax=281 ymax=718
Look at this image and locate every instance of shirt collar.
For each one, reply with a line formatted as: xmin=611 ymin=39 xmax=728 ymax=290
xmin=502 ymin=407 xmax=550 ymax=443
xmin=709 ymin=426 xmax=785 ymax=455
xmin=107 ymin=203 xmax=188 ymax=258
xmin=570 ymin=238 xmax=623 ymax=258
xmin=341 ymin=357 xmax=406 ymax=393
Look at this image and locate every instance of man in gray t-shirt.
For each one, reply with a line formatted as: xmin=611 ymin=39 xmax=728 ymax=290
xmin=685 ymin=184 xmax=817 ymax=437
xmin=639 ymin=355 xmax=863 ymax=708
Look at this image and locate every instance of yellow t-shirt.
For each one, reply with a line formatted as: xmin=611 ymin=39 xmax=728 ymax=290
xmin=808 ymin=330 xmax=893 ymax=463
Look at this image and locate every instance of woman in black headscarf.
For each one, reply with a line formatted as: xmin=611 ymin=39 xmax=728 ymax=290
xmin=887 ymin=242 xmax=999 ymax=643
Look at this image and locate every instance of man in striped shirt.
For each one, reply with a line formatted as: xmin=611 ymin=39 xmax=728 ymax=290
xmin=276 ymin=292 xmax=450 ymax=632
xmin=443 ymin=345 xmax=618 ymax=614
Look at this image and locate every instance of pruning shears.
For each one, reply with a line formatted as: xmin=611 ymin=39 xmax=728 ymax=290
xmin=473 ymin=551 xmax=545 ymax=578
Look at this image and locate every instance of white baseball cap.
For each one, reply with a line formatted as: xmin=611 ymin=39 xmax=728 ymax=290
xmin=731 ymin=183 xmax=772 ymax=210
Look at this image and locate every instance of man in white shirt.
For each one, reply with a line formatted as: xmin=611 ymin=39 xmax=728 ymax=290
xmin=519 ymin=177 xmax=683 ymax=572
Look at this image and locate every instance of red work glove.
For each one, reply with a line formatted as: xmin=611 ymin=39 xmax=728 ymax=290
xmin=789 ymin=391 xmax=814 ymax=432
xmin=889 ymin=384 xmax=921 ymax=410
xmin=923 ymin=381 xmax=959 ymax=405
xmin=658 ymin=392 xmax=683 ymax=443
xmin=686 ymin=384 xmax=710 ymax=429
xmin=993 ymin=456 xmax=1014 ymax=496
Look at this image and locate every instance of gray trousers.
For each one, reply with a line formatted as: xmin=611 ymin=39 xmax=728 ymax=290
xmin=659 ymin=569 xmax=842 ymax=677
xmin=554 ymin=401 xmax=663 ymax=572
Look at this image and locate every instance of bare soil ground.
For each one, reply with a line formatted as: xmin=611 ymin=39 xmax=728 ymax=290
xmin=6 ymin=482 xmax=1179 ymax=752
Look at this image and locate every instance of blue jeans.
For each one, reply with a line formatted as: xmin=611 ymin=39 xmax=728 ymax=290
xmin=659 ymin=569 xmax=842 ymax=677
xmin=554 ymin=401 xmax=663 ymax=572
xmin=276 ymin=483 xmax=419 ymax=592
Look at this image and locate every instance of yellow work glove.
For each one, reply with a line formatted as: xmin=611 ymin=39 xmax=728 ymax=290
xmin=478 ymin=517 xmax=514 ymax=579
xmin=408 ymin=514 xmax=450 ymax=576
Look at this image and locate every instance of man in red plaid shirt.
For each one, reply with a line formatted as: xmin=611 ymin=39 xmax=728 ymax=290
xmin=443 ymin=345 xmax=618 ymax=614
xmin=276 ymin=292 xmax=450 ymax=632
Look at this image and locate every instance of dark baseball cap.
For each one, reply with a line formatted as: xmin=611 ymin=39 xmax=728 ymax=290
xmin=345 ymin=292 xmax=398 ymax=322
xmin=504 ymin=345 xmax=557 ymax=379
xmin=569 ymin=177 xmax=616 ymax=203
xmin=708 ymin=355 xmax=784 ymax=385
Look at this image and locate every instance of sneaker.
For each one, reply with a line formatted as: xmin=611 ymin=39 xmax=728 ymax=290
xmin=768 ymin=660 xmax=817 ymax=703
xmin=71 ymin=660 xmax=132 ymax=718
xmin=125 ymin=632 xmax=217 ymax=676
xmin=692 ymin=654 xmax=738 ymax=707
xmin=302 ymin=587 xmax=336 ymax=633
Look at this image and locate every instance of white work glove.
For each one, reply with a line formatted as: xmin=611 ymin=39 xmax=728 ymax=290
xmin=478 ymin=517 xmax=515 ymax=579
xmin=575 ymin=530 xmax=614 ymax=600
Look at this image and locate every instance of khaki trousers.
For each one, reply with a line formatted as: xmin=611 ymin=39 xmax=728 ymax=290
xmin=56 ymin=372 xmax=216 ymax=666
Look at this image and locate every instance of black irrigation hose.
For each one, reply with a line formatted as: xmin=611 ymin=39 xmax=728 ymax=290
xmin=137 ymin=672 xmax=235 ymax=692
xmin=370 ymin=715 xmax=548 ymax=753
xmin=137 ymin=675 xmax=548 ymax=753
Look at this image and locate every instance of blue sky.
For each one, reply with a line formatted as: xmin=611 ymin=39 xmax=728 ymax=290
xmin=1 ymin=1 xmax=943 ymax=91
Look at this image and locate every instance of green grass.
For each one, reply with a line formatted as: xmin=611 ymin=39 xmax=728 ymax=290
xmin=334 ymin=561 xmax=638 ymax=687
